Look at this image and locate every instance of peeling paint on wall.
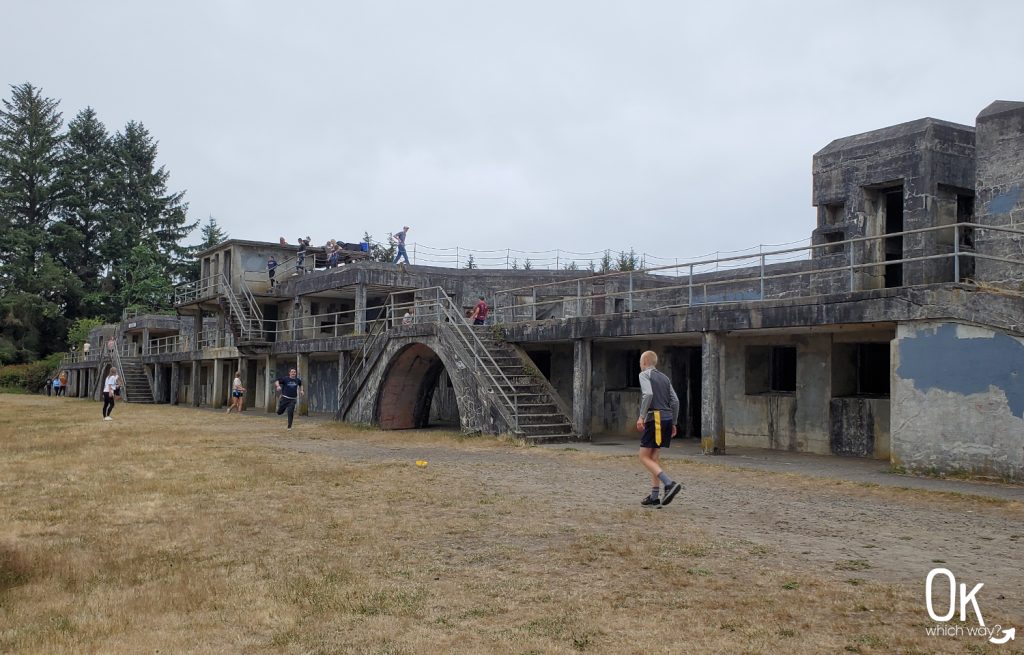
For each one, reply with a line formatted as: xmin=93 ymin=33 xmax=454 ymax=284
xmin=897 ymin=323 xmax=1024 ymax=417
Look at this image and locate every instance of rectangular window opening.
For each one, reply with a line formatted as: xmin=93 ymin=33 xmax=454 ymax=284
xmin=746 ymin=346 xmax=796 ymax=395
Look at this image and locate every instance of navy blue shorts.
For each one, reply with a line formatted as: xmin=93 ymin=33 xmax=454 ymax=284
xmin=640 ymin=412 xmax=674 ymax=449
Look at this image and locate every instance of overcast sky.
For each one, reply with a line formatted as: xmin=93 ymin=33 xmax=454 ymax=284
xmin=5 ymin=0 xmax=1024 ymax=267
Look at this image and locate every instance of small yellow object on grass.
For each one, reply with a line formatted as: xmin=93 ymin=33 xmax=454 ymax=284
xmin=415 ymin=460 xmax=428 ymax=469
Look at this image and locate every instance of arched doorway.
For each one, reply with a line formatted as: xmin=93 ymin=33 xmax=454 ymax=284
xmin=375 ymin=343 xmax=461 ymax=430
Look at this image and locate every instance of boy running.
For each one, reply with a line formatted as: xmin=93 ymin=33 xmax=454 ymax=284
xmin=635 ymin=351 xmax=682 ymax=508
xmin=274 ymin=368 xmax=304 ymax=430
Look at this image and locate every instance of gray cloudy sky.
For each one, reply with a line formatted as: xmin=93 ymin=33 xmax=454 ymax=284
xmin=5 ymin=0 xmax=1024 ymax=267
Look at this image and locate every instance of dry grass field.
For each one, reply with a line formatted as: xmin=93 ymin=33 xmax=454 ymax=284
xmin=1 ymin=394 xmax=1022 ymax=654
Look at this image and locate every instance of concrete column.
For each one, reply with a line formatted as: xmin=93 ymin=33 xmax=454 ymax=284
xmin=211 ymin=358 xmax=224 ymax=408
xmin=192 ymin=313 xmax=202 ymax=351
xmin=170 ymin=362 xmax=180 ymax=405
xmin=141 ymin=327 xmax=150 ymax=355
xmin=701 ymin=331 xmax=726 ymax=455
xmin=572 ymin=338 xmax=592 ymax=437
xmin=190 ymin=360 xmax=202 ymax=407
xmin=215 ymin=312 xmax=226 ymax=348
xmin=264 ymin=355 xmax=276 ymax=412
xmin=355 ymin=282 xmax=367 ymax=334
xmin=297 ymin=353 xmax=309 ymax=416
xmin=152 ymin=364 xmax=163 ymax=403
xmin=337 ymin=350 xmax=351 ymax=417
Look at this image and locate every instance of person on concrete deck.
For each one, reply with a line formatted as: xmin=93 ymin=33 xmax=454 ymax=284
xmin=470 ymin=296 xmax=489 ymax=325
xmin=296 ymin=237 xmax=310 ymax=273
xmin=402 ymin=307 xmax=414 ymax=326
xmin=102 ymin=367 xmax=119 ymax=420
xmin=274 ymin=368 xmax=304 ymax=430
xmin=635 ymin=351 xmax=683 ymax=508
xmin=267 ymin=255 xmax=277 ymax=288
xmin=83 ymin=341 xmax=91 ymax=358
xmin=392 ymin=226 xmax=410 ymax=265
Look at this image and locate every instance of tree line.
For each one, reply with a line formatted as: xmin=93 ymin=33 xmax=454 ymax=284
xmin=0 ymin=82 xmax=202 ymax=364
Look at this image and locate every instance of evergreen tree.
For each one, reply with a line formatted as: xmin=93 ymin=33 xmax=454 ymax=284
xmin=464 ymin=253 xmax=477 ymax=269
xmin=363 ymin=231 xmax=396 ymax=263
xmin=53 ymin=106 xmax=113 ymax=317
xmin=198 ymin=215 xmax=229 ymax=249
xmin=599 ymin=250 xmax=613 ymax=273
xmin=105 ymin=121 xmax=196 ymax=305
xmin=615 ymin=248 xmax=640 ymax=271
xmin=0 ymin=83 xmax=70 ymax=360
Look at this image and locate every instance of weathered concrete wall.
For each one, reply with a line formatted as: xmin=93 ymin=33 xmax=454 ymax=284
xmin=346 ymin=330 xmax=511 ymax=435
xmin=307 ymin=357 xmax=339 ymax=414
xmin=974 ymin=101 xmax=1024 ymax=285
xmin=812 ymin=118 xmax=976 ymax=288
xmin=892 ymin=321 xmax=1024 ymax=480
xmin=722 ymin=334 xmax=832 ymax=454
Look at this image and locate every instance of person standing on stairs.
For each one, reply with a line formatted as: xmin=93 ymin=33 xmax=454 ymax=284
xmin=635 ymin=351 xmax=683 ymax=508
xmin=470 ymin=296 xmax=489 ymax=325
xmin=102 ymin=367 xmax=119 ymax=421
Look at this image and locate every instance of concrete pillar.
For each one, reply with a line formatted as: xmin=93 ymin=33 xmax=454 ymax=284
xmin=572 ymin=339 xmax=592 ymax=437
xmin=355 ymin=282 xmax=367 ymax=334
xmin=192 ymin=313 xmax=202 ymax=351
xmin=297 ymin=353 xmax=309 ymax=416
xmin=215 ymin=312 xmax=226 ymax=348
xmin=141 ymin=327 xmax=150 ymax=355
xmin=152 ymin=364 xmax=163 ymax=403
xmin=190 ymin=360 xmax=202 ymax=407
xmin=170 ymin=362 xmax=180 ymax=405
xmin=337 ymin=350 xmax=351 ymax=417
xmin=212 ymin=358 xmax=224 ymax=408
xmin=264 ymin=355 xmax=276 ymax=412
xmin=701 ymin=331 xmax=726 ymax=455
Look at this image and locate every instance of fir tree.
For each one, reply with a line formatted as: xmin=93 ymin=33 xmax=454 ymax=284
xmin=198 ymin=215 xmax=229 ymax=249
xmin=0 ymin=83 xmax=70 ymax=360
xmin=106 ymin=120 xmax=196 ymax=300
xmin=53 ymin=106 xmax=113 ymax=317
xmin=465 ymin=253 xmax=477 ymax=269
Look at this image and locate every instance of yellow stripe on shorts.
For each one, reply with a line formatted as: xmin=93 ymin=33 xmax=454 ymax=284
xmin=653 ymin=410 xmax=662 ymax=446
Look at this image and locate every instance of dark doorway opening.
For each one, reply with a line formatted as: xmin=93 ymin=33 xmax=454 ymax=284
xmin=884 ymin=189 xmax=904 ymax=288
xmin=669 ymin=347 xmax=702 ymax=437
xmin=530 ymin=350 xmax=552 ymax=381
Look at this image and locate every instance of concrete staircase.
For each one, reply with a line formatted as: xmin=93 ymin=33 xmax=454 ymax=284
xmin=118 ymin=355 xmax=154 ymax=403
xmin=467 ymin=326 xmax=576 ymax=443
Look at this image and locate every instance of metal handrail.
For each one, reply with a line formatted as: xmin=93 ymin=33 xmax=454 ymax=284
xmin=333 ymin=286 xmax=521 ymax=432
xmin=431 ymin=288 xmax=520 ymax=433
xmin=493 ymin=222 xmax=1022 ymax=323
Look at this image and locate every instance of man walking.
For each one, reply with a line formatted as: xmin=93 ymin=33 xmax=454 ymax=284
xmin=635 ymin=351 xmax=683 ymax=508
xmin=274 ymin=367 xmax=304 ymax=430
xmin=470 ymin=296 xmax=488 ymax=325
xmin=392 ymin=226 xmax=410 ymax=265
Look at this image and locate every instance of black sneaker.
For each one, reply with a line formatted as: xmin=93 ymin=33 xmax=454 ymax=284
xmin=661 ymin=482 xmax=682 ymax=506
xmin=640 ymin=494 xmax=661 ymax=508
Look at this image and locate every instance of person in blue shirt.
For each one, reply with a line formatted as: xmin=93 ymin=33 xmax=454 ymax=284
xmin=267 ymin=256 xmax=277 ymax=288
xmin=274 ymin=368 xmax=304 ymax=430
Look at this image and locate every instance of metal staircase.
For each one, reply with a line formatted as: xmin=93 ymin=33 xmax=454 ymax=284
xmin=215 ymin=273 xmax=268 ymax=350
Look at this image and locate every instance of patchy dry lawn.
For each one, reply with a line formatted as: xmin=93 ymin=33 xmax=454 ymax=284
xmin=1 ymin=395 xmax=1021 ymax=654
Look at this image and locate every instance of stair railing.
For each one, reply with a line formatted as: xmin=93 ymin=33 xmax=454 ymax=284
xmin=335 ymin=303 xmax=395 ymax=418
xmin=429 ymin=288 xmax=520 ymax=433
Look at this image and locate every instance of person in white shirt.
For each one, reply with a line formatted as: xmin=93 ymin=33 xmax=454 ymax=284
xmin=83 ymin=341 xmax=91 ymax=358
xmin=226 ymin=370 xmax=246 ymax=414
xmin=402 ymin=308 xmax=414 ymax=326
xmin=102 ymin=367 xmax=119 ymax=420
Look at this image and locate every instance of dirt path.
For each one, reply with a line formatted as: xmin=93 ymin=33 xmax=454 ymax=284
xmin=257 ymin=430 xmax=1024 ymax=624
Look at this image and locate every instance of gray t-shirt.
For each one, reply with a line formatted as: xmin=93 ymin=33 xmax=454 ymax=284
xmin=638 ymin=367 xmax=680 ymax=424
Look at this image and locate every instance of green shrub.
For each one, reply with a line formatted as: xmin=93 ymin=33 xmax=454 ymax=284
xmin=0 ymin=353 xmax=64 ymax=393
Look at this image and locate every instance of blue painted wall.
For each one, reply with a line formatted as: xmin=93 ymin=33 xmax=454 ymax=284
xmin=897 ymin=323 xmax=1024 ymax=417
